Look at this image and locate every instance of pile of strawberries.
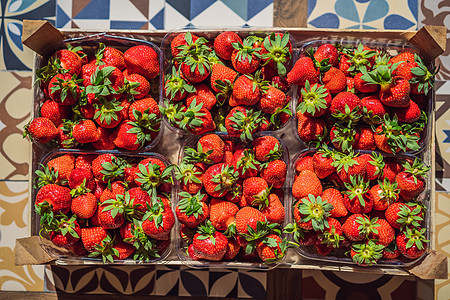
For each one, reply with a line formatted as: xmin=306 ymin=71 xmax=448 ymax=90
xmin=287 ymin=42 xmax=434 ymax=154
xmin=24 ymin=40 xmax=161 ymax=151
xmin=34 ymin=152 xmax=174 ymax=262
xmin=175 ymin=134 xmax=292 ymax=263
xmin=287 ymin=146 xmax=429 ymax=266
xmin=162 ymin=31 xmax=293 ymax=139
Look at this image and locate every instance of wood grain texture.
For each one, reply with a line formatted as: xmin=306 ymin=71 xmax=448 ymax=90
xmin=273 ymin=0 xmax=307 ymax=27
xmin=266 ymin=268 xmax=302 ymax=300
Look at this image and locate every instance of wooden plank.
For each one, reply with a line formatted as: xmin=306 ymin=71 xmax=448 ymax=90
xmin=266 ymin=268 xmax=302 ymax=300
xmin=273 ymin=0 xmax=307 ymax=27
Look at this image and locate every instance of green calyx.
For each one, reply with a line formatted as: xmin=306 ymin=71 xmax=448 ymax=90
xmin=410 ymin=53 xmax=437 ymax=95
xmin=160 ymin=99 xmax=184 ymax=124
xmin=344 ymin=175 xmax=370 ymax=207
xmin=34 ymin=163 xmax=59 ymax=188
xmin=402 ymin=158 xmax=429 ymax=184
xmin=165 ymin=66 xmax=196 ymax=100
xmin=331 ymin=123 xmax=358 ymax=153
xmin=49 ymin=74 xmax=83 ymax=102
xmin=100 ymin=156 xmax=126 ymax=185
xmin=236 ymin=149 xmax=260 ymax=175
xmin=211 ymin=164 xmax=238 ymax=194
xmin=178 ymin=98 xmax=205 ymax=130
xmin=177 ymin=191 xmax=206 ymax=217
xmin=320 ymin=224 xmax=344 ymax=248
xmin=297 ymin=80 xmax=328 ymax=116
xmin=404 ymin=227 xmax=428 ymax=250
xmin=397 ymin=202 xmax=424 ymax=229
xmin=125 ymin=219 xmax=162 ymax=261
xmin=196 ymin=220 xmax=217 ymax=245
xmin=89 ymin=234 xmax=117 ymax=263
xmin=378 ymin=178 xmax=400 ymax=204
xmin=86 ymin=66 xmax=119 ymax=97
xmin=135 ymin=162 xmax=173 ymax=197
xmin=182 ymin=142 xmax=213 ymax=164
xmin=351 ymin=240 xmax=384 ymax=266
xmin=228 ymin=108 xmax=262 ymax=141
xmin=297 ymin=194 xmax=333 ymax=232
xmin=93 ymin=98 xmax=123 ymax=125
xmin=261 ymin=32 xmax=291 ymax=76
xmin=355 ymin=215 xmax=380 ymax=238
xmin=345 ymin=43 xmax=377 ymax=73
xmin=175 ymin=162 xmax=203 ymax=185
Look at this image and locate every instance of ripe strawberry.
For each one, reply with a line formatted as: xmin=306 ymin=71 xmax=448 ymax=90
xmin=47 ymin=154 xmax=76 ymax=183
xmin=180 ymin=100 xmax=216 ymax=135
xmin=71 ymin=193 xmax=97 ymax=219
xmin=232 ymin=74 xmax=264 ymax=106
xmin=382 ymin=161 xmax=403 ymax=182
xmin=292 ymin=170 xmax=322 ymax=200
xmin=23 ymin=117 xmax=59 ymax=144
xmin=314 ymin=43 xmax=339 ymax=67
xmin=322 ymin=67 xmax=346 ymax=94
xmin=260 ymin=159 xmax=286 ymax=189
xmin=185 ymin=83 xmax=217 ymax=110
xmin=231 ymin=37 xmax=261 ymax=74
xmin=92 ymin=153 xmax=125 ymax=184
xmin=342 ymin=214 xmax=378 ymax=241
xmin=210 ymin=63 xmax=237 ymax=93
xmin=354 ymin=71 xmax=378 ymax=93
xmin=202 ymin=163 xmax=238 ymax=197
xmin=344 ymin=43 xmax=376 ymax=73
xmin=297 ymin=81 xmax=332 ymax=117
xmin=91 ymin=127 xmax=115 ymax=150
xmin=312 ymin=145 xmax=336 ymax=179
xmin=40 ymin=99 xmax=72 ymax=127
xmin=343 ymin=176 xmax=372 ymax=214
xmin=231 ymin=148 xmax=259 ymax=179
xmin=224 ymin=106 xmax=261 ymax=140
xmin=242 ymin=177 xmax=269 ymax=207
xmin=86 ymin=65 xmax=125 ymax=101
xmin=351 ymin=240 xmax=384 ymax=266
xmin=193 ymin=221 xmax=228 ymax=261
xmin=391 ymin=99 xmax=421 ymax=123
xmin=93 ymin=99 xmax=124 ymax=129
xmin=321 ymin=188 xmax=347 ymax=218
xmin=296 ymin=110 xmax=326 ymax=142
xmin=48 ymin=215 xmax=81 ymax=248
xmin=395 ymin=158 xmax=429 ymax=201
xmin=374 ymin=115 xmax=420 ymax=153
xmin=110 ymin=121 xmax=148 ymax=151
xmin=252 ymin=136 xmax=282 ymax=162
xmin=142 ymin=199 xmax=175 ymax=240
xmin=180 ymin=51 xmax=211 ymax=84
xmin=287 ymin=56 xmax=319 ymax=86
xmin=95 ymin=43 xmax=125 ymax=70
xmin=389 ymin=51 xmax=415 ymax=65
xmin=175 ymin=162 xmax=203 ymax=194
xmin=197 ymin=134 xmax=225 ymax=163
xmin=383 ymin=242 xmax=401 ymax=260
xmin=128 ymin=96 xmax=160 ymax=128
xmin=361 ymin=95 xmax=387 ymax=125
xmin=224 ymin=237 xmax=241 ymax=260
xmin=295 ymin=155 xmax=314 ymax=173
xmin=164 ymin=66 xmax=195 ymax=101
xmin=332 ymin=152 xmax=367 ymax=184
xmin=330 ymin=91 xmax=361 ymax=122
xmin=235 ymin=206 xmax=265 ymax=235
xmin=124 ymin=45 xmax=160 ymax=80
xmin=396 ymin=227 xmax=428 ymax=259
xmin=260 ymin=33 xmax=292 ymax=76
xmin=369 ymin=218 xmax=395 ymax=246
xmin=209 ymin=198 xmax=239 ymax=231
xmin=35 ymin=184 xmax=72 ymax=217
xmin=368 ymin=179 xmax=399 ymax=211
xmin=124 ymin=73 xmax=150 ymax=100
xmin=175 ymin=191 xmax=209 ymax=228
xmin=329 ymin=124 xmax=360 ymax=152
xmin=256 ymin=233 xmax=289 ymax=262
xmin=214 ymin=31 xmax=243 ymax=60
xmin=353 ymin=127 xmax=376 ymax=150
xmin=75 ymin=155 xmax=94 ymax=171
xmin=259 ymin=84 xmax=287 ymax=114
xmin=260 ymin=193 xmax=285 ymax=225
xmin=385 ymin=202 xmax=424 ymax=229
xmin=72 ymin=119 xmax=100 ymax=144
xmin=293 ymin=194 xmax=332 ymax=231
xmin=112 ymin=240 xmax=136 ymax=260
xmin=81 ymin=226 xmax=108 ymax=252
xmin=317 ymin=217 xmax=344 ymax=249
xmin=171 ymin=32 xmax=200 ymax=58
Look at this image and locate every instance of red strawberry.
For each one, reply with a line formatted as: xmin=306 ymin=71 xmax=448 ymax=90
xmin=345 ymin=43 xmax=376 ymax=73
xmin=193 ymin=221 xmax=228 ymax=261
xmin=175 ymin=162 xmax=203 ymax=194
xmin=256 ymin=233 xmax=288 ymax=262
xmin=92 ymin=127 xmax=115 ymax=150
xmin=164 ymin=67 xmax=195 ymax=101
xmin=197 ymin=133 xmax=225 ymax=163
xmin=260 ymin=33 xmax=292 ymax=76
xmin=86 ymin=65 xmax=125 ymax=101
xmin=91 ymin=154 xmax=125 ymax=184
xmin=354 ymin=72 xmax=378 ymax=93
xmin=232 ymin=148 xmax=260 ymax=179
xmin=382 ymin=161 xmax=403 ymax=182
xmin=296 ymin=110 xmax=326 ymax=142
xmin=185 ymin=83 xmax=217 ymax=110
xmin=124 ymin=73 xmax=150 ymax=99
xmin=40 ymin=99 xmax=72 ymax=127
xmin=128 ymin=97 xmax=161 ymax=129
xmin=35 ymin=184 xmax=72 ymax=216
xmin=321 ymin=188 xmax=347 ymax=218
xmin=214 ymin=31 xmax=243 ymax=60
xmin=112 ymin=240 xmax=136 ymax=260
xmin=391 ymin=99 xmax=421 ymax=123
xmin=330 ymin=91 xmax=361 ymax=122
xmin=369 ymin=218 xmax=395 ymax=246
xmin=242 ymin=177 xmax=269 ymax=207
xmin=353 ymin=127 xmax=376 ymax=150
xmin=49 ymin=215 xmax=81 ymax=248
xmin=260 ymin=193 xmax=285 ymax=225
xmin=293 ymin=194 xmax=332 ymax=231
xmin=224 ymin=237 xmax=241 ymax=260
xmin=312 ymin=146 xmax=336 ymax=179
xmin=210 ymin=63 xmax=237 ymax=93
xmin=23 ymin=117 xmax=59 ymax=144
xmin=209 ymin=198 xmax=239 ymax=231
xmin=368 ymin=179 xmax=399 ymax=211
xmin=202 ymin=163 xmax=238 ymax=197
xmin=180 ymin=52 xmax=211 ymax=84
xmin=231 ymin=37 xmax=261 ymax=74
xmin=295 ymin=155 xmax=314 ymax=173
xmin=68 ymin=167 xmax=95 ymax=192
xmin=47 ymin=154 xmax=76 ymax=183
xmin=110 ymin=121 xmax=149 ymax=151
xmin=81 ymin=226 xmax=108 ymax=252
xmin=343 ymin=176 xmax=373 ymax=214
xmin=318 ymin=217 xmax=344 ymax=249
xmin=396 ymin=227 xmax=428 ymax=259
xmin=235 ymin=206 xmax=265 ymax=235
xmin=224 ymin=106 xmax=261 ymax=139
xmin=260 ymin=159 xmax=286 ymax=189
xmin=93 ymin=99 xmax=124 ymax=129
xmin=232 ymin=74 xmax=264 ymax=106
xmin=342 ymin=214 xmax=378 ymax=241
xmin=95 ymin=43 xmax=125 ymax=70
xmin=332 ymin=153 xmax=367 ymax=184
xmin=292 ymin=170 xmax=322 ymax=200
xmin=287 ymin=57 xmax=319 ymax=86
xmin=252 ymin=136 xmax=282 ymax=162
xmin=142 ymin=199 xmax=175 ymax=240
xmin=71 ymin=193 xmax=97 ymax=219
xmin=171 ymin=32 xmax=200 ymax=58
xmin=259 ymin=84 xmax=287 ymax=114
xmin=385 ymin=202 xmax=424 ymax=229
xmin=124 ymin=45 xmax=160 ymax=80
xmin=72 ymin=119 xmax=100 ymax=144
xmin=176 ymin=191 xmax=209 ymax=228
xmin=297 ymin=81 xmax=332 ymax=117
xmin=314 ymin=43 xmax=339 ymax=67
xmin=351 ymin=240 xmax=384 ymax=266
xmin=395 ymin=158 xmax=429 ymax=201
xmin=322 ymin=67 xmax=346 ymax=94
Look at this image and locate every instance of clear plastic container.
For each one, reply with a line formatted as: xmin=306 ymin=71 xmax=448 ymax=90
xmin=31 ymin=33 xmax=164 ymax=152
xmin=292 ymin=38 xmax=433 ymax=156
xmin=160 ymin=27 xmax=297 ymax=138
xmin=174 ymin=133 xmax=290 ymax=269
xmin=31 ymin=149 xmax=175 ymax=264
xmin=288 ymin=148 xmax=432 ymax=267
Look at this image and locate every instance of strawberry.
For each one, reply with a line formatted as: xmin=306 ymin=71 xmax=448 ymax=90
xmin=209 ymin=198 xmax=239 ymax=231
xmin=95 ymin=43 xmax=125 ymax=70
xmin=318 ymin=217 xmax=344 ymax=249
xmin=383 ymin=241 xmax=401 ymax=260
xmin=112 ymin=240 xmax=136 ymax=260
xmin=192 ymin=221 xmax=228 ymax=261
xmin=368 ymin=179 xmax=399 ymax=211
xmin=354 ymin=71 xmax=378 ymax=93
xmin=179 ymin=100 xmax=216 ymax=135
xmin=92 ymin=154 xmax=125 ymax=184
xmin=260 ymin=159 xmax=286 ymax=189
xmin=259 ymin=84 xmax=287 ymax=114
xmin=296 ymin=110 xmax=326 ymax=143
xmin=225 ymin=106 xmax=261 ymax=140
xmin=124 ymin=73 xmax=150 ymax=100
xmin=232 ymin=149 xmax=260 ymax=179
xmin=332 ymin=152 xmax=367 ymax=184
xmin=351 ymin=240 xmax=384 ymax=266
xmin=297 ymin=81 xmax=332 ymax=117
xmin=81 ymin=226 xmax=108 ymax=252
xmin=256 ymin=233 xmax=289 ymax=262
xmin=128 ymin=97 xmax=161 ymax=129
xmin=93 ymin=99 xmax=124 ymax=128
xmin=314 ymin=43 xmax=339 ymax=67
xmin=23 ymin=117 xmax=59 ymax=144
xmin=295 ymin=155 xmax=314 ymax=173
xmin=171 ymin=32 xmax=200 ymax=58
xmin=353 ymin=127 xmax=376 ymax=150
xmin=260 ymin=193 xmax=285 ymax=225
xmin=231 ymin=37 xmax=261 ymax=74
xmin=232 ymin=73 xmax=265 ymax=106
xmin=361 ymin=95 xmax=387 ymax=125
xmin=330 ymin=91 xmax=361 ymax=123
xmin=389 ymin=51 xmax=415 ymax=65
xmin=408 ymin=54 xmax=437 ymax=95
xmin=322 ymin=67 xmax=346 ymax=94
xmin=176 ymin=191 xmax=209 ymax=228
xmin=202 ymin=163 xmax=238 ymax=198
xmin=342 ymin=214 xmax=378 ymax=241
xmin=293 ymin=194 xmax=332 ymax=231
xmin=40 ymin=99 xmax=72 ymax=127
xmin=185 ymin=83 xmax=217 ymax=110
xmin=142 ymin=199 xmax=175 ymax=240
xmin=86 ymin=65 xmax=125 ymax=101
xmin=47 ymin=154 xmax=75 ymax=184
xmin=312 ymin=145 xmax=336 ymax=179
xmin=210 ymin=63 xmax=237 ymax=93
xmin=164 ymin=66 xmax=195 ymax=101
xmin=374 ymin=115 xmax=420 ymax=153
xmin=344 ymin=43 xmax=376 ymax=73
xmin=224 ymin=237 xmax=241 ymax=260
xmin=364 ymin=152 xmax=385 ymax=181
xmin=110 ymin=121 xmax=149 ymax=151
xmin=395 ymin=158 xmax=429 ymax=201
xmin=385 ymin=202 xmax=424 ymax=230
xmin=175 ymin=162 xmax=203 ymax=194
xmin=321 ymin=188 xmax=347 ymax=218
xmin=252 ymin=136 xmax=282 ymax=162
xmin=391 ymin=99 xmax=421 ymax=123
xmin=329 ymin=124 xmax=360 ymax=152
xmin=75 ymin=155 xmax=94 ymax=171
xmin=369 ymin=218 xmax=395 ymax=246
xmin=292 ymin=170 xmax=322 ymax=200
xmin=235 ymin=206 xmax=265 ymax=235
xmin=214 ymin=31 xmax=243 ymax=60
xmin=343 ymin=176 xmax=372 ymax=214
xmin=72 ymin=119 xmax=100 ymax=144
xmin=134 ymin=158 xmax=172 ymax=195
xmin=260 ymin=33 xmax=292 ymax=76
xmin=287 ymin=56 xmax=319 ymax=86
xmin=124 ymin=45 xmax=160 ymax=80
xmin=382 ymin=161 xmax=403 ymax=182
xmin=396 ymin=227 xmax=428 ymax=259
xmin=180 ymin=50 xmax=211 ymax=84
xmin=242 ymin=177 xmax=269 ymax=207
xmin=48 ymin=215 xmax=81 ymax=248
xmin=98 ymin=195 xmax=126 ymax=229
xmin=197 ymin=134 xmax=225 ymax=163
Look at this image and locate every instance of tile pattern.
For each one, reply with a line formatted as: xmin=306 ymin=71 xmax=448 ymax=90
xmin=0 ymin=181 xmax=45 ymax=291
xmin=45 ymin=265 xmax=267 ymax=298
xmin=434 ymin=192 xmax=450 ymax=299
xmin=307 ymin=0 xmax=418 ymax=30
xmin=0 ymin=0 xmax=56 ymax=71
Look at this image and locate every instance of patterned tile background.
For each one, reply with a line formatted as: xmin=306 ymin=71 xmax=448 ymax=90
xmin=0 ymin=0 xmax=448 ymax=299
